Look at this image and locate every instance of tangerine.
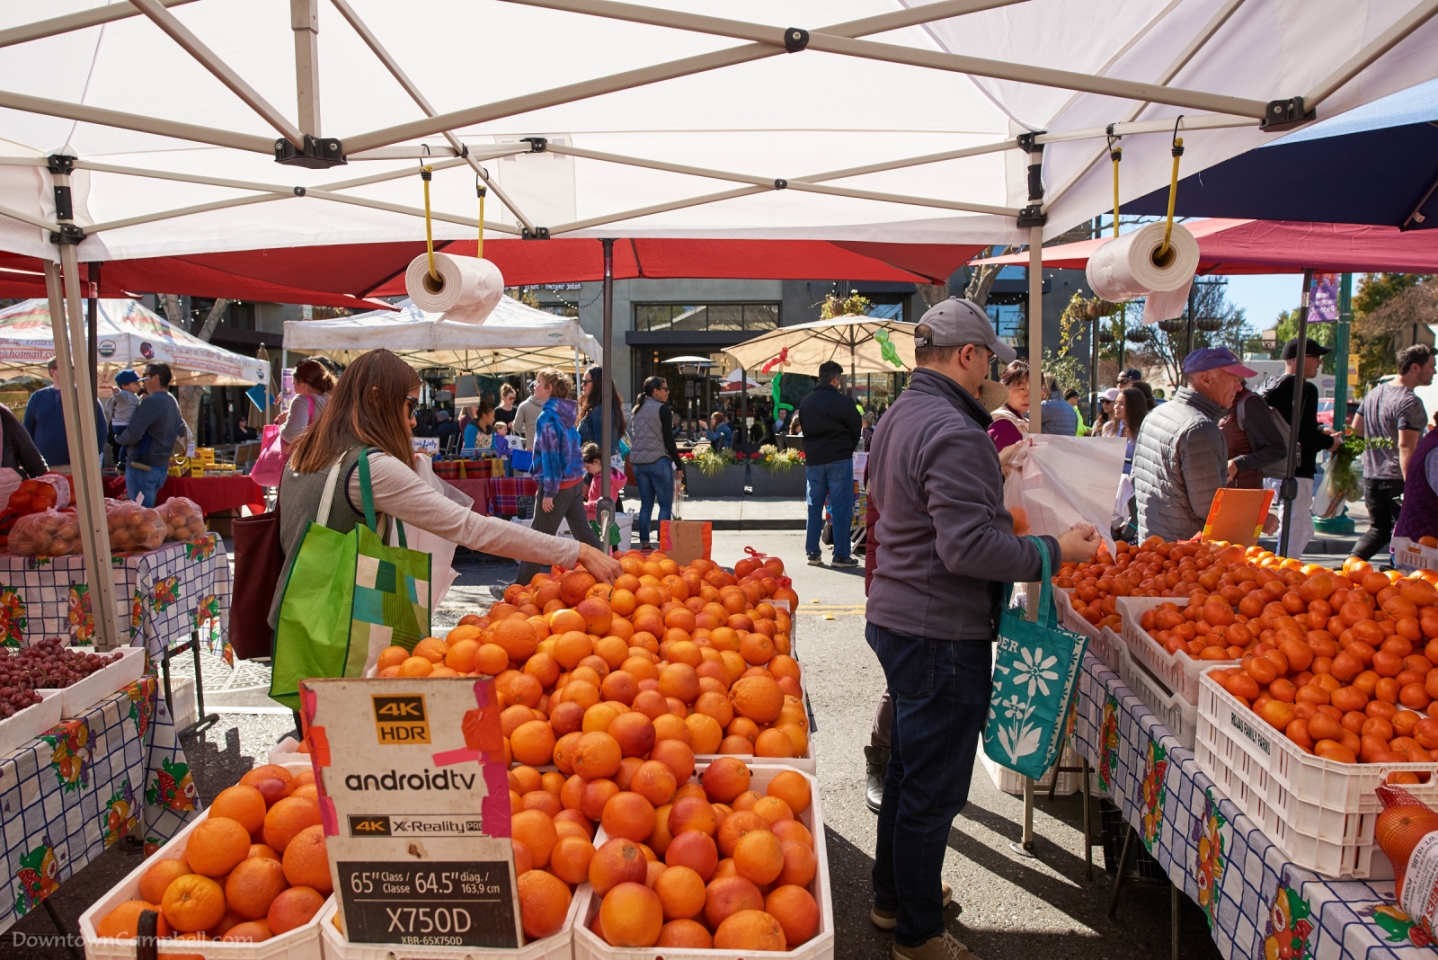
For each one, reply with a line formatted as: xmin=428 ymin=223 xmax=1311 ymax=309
xmin=225 ymin=857 xmax=288 ymax=920
xmin=281 ymin=824 xmax=332 ymax=894
xmin=162 ymin=874 xmax=227 ymax=933
xmin=187 ymin=817 xmax=251 ymax=878
xmin=267 ymin=886 xmax=325 ymax=934
xmin=517 ymin=869 xmax=572 ymax=940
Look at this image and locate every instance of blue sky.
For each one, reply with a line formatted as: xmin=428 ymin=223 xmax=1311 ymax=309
xmin=1225 ymin=274 xmax=1305 ymax=332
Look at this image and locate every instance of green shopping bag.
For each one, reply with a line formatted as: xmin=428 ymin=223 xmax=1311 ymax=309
xmin=269 ymin=448 xmax=432 ymax=709
xmin=982 ymin=536 xmax=1087 ymax=781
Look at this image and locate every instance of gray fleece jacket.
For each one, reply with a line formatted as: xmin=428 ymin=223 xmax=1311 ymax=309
xmin=866 ymin=368 xmax=1060 ymax=642
xmin=1131 ymin=386 xmax=1229 ymax=542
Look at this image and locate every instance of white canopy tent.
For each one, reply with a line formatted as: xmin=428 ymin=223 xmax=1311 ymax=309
xmin=1 ymin=0 xmax=1436 ymax=649
xmin=0 ymin=298 xmax=268 ymax=385
xmin=282 ymin=296 xmax=601 ymax=371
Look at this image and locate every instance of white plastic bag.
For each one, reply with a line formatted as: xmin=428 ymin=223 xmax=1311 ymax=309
xmin=1017 ymin=435 xmax=1129 ymax=554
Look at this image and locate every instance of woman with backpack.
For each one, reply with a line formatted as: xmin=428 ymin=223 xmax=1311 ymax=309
xmin=1218 ymin=380 xmax=1287 ymax=488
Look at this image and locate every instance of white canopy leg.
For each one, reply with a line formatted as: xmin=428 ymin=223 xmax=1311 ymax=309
xmin=43 ymin=254 xmax=119 ymax=650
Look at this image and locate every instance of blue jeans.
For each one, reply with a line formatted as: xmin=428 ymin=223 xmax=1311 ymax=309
xmin=125 ymin=464 xmax=168 ymax=508
xmin=805 ymin=460 xmax=854 ymax=559
xmin=633 ymin=458 xmax=674 ymax=545
xmin=867 ymin=621 xmax=991 ymax=947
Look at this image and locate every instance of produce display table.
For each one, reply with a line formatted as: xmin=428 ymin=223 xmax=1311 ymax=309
xmin=1073 ymin=654 xmax=1436 ymax=957
xmin=442 ymin=477 xmax=489 ymax=515
xmin=157 ymin=475 xmax=264 ymax=516
xmin=0 ymin=535 xmax=232 ymax=666
xmin=0 ymin=676 xmax=199 ymax=935
xmin=487 ymin=476 xmax=538 ymax=516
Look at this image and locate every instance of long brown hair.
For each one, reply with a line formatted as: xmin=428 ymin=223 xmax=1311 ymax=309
xmin=289 ymin=350 xmax=421 ymax=473
xmin=578 ymin=366 xmax=627 ymax=437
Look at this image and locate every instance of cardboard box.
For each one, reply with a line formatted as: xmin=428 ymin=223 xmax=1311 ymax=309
xmin=302 ymin=677 xmax=522 ymax=950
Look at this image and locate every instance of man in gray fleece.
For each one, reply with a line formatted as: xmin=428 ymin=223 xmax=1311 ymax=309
xmin=865 ymin=298 xmax=1099 ymax=960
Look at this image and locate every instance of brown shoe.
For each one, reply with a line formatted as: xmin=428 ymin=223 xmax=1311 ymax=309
xmin=871 ymin=884 xmax=953 ymax=930
xmin=891 ymin=932 xmax=982 ymax=960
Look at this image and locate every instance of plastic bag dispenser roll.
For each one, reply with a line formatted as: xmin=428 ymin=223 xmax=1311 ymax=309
xmin=405 ymin=252 xmax=504 ymax=324
xmin=1085 ymin=221 xmax=1200 ymax=305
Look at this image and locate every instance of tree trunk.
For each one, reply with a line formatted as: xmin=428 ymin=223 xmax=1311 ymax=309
xmin=177 ymin=385 xmax=203 ymax=453
xmin=964 ymin=247 xmax=1015 ymax=308
xmin=918 ymin=282 xmax=949 ymax=310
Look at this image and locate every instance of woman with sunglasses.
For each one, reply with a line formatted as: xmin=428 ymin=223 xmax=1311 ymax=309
xmin=268 ymin=350 xmax=620 ymax=633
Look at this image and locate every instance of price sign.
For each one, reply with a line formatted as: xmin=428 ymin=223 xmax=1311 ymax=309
xmin=302 ymin=677 xmax=520 ymax=948
xmin=338 ymin=862 xmax=516 ymax=948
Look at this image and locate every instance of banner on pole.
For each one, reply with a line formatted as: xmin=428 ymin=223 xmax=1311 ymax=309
xmin=1311 ymin=274 xmax=1340 ymax=323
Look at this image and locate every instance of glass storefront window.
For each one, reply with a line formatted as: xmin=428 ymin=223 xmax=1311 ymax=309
xmin=633 ymin=302 xmax=781 ymax=332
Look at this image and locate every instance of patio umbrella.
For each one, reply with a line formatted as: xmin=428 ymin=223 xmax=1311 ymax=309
xmin=722 ymin=316 xmax=915 ymax=379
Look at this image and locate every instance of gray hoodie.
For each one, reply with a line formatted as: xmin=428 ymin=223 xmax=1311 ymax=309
xmin=866 ymin=368 xmax=1060 ymax=642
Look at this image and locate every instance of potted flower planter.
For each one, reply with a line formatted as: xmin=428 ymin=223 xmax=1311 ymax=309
xmin=749 ymin=464 xmax=807 ymax=497
xmin=683 ymin=463 xmax=748 ymax=497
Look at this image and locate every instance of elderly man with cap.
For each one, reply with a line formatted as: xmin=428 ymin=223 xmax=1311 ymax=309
xmin=1131 ymin=347 xmax=1258 ymax=541
xmin=1260 ymin=338 xmax=1343 ymax=557
xmin=865 ymin=298 xmax=1100 ymax=960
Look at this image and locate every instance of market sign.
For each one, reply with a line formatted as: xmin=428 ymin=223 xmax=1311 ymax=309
xmin=301 ymin=677 xmax=520 ymax=949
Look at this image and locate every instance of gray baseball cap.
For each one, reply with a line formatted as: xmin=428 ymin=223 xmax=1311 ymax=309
xmin=915 ymin=297 xmax=1016 ymax=364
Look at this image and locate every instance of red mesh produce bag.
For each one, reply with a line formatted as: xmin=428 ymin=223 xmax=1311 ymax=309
xmin=1378 ymin=782 xmax=1438 ymax=925
xmin=155 ymin=497 xmax=207 ymax=542
xmin=8 ymin=509 xmax=81 ymax=557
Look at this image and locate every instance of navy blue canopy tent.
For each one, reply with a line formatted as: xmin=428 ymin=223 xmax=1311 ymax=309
xmin=1125 ymin=78 xmax=1438 ymax=230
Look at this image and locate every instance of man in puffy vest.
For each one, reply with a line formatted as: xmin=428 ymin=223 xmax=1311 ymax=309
xmin=1131 ymin=347 xmax=1256 ymax=541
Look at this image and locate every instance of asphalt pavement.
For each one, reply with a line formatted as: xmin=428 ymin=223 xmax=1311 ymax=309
xmin=7 ymin=531 xmax=1225 ymax=960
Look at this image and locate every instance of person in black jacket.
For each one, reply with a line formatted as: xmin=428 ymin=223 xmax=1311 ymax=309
xmin=1264 ymin=338 xmax=1343 ymax=557
xmin=798 ymin=360 xmax=862 ymax=566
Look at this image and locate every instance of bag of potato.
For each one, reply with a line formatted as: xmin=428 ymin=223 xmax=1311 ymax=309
xmin=105 ymin=499 xmax=167 ymax=553
xmin=9 ymin=508 xmax=82 ymax=556
xmin=155 ymin=496 xmax=207 ymax=542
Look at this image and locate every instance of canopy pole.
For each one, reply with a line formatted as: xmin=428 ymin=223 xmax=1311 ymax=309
xmin=598 ymin=239 xmax=616 ymax=551
xmin=43 ymin=253 xmax=119 ymax=651
xmin=1279 ymin=268 xmax=1315 ymax=558
xmin=87 ymin=262 xmax=99 ymax=402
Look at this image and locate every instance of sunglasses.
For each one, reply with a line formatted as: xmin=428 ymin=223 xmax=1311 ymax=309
xmin=404 ymin=397 xmax=417 ymax=417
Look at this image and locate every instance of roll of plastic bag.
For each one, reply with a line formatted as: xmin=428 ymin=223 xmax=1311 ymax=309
xmin=1144 ymin=281 xmax=1193 ymax=323
xmin=1085 ymin=221 xmax=1200 ymax=303
xmin=405 ymin=252 xmax=504 ymax=324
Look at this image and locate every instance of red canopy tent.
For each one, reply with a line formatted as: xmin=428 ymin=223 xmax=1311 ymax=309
xmin=972 ymin=217 xmax=1438 ymax=556
xmin=0 ymin=238 xmax=977 ymax=307
xmin=968 ymin=219 xmax=1438 ymax=274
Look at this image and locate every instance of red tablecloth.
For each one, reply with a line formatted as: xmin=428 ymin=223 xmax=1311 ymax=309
xmin=487 ymin=477 xmax=538 ymax=515
xmin=442 ymin=478 xmax=489 ymax=516
xmin=159 ymin=475 xmax=264 ymax=515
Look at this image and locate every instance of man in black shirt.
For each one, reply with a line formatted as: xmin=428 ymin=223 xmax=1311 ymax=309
xmin=1263 ymin=339 xmax=1343 ymax=557
xmin=798 ymin=360 xmax=862 ymax=566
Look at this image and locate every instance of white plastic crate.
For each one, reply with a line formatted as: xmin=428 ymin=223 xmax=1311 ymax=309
xmin=1116 ymin=642 xmax=1197 ymax=751
xmin=39 ymin=645 xmax=146 ymax=718
xmin=1089 ymin=627 xmax=1124 ymax=675
xmin=1194 ymin=669 xmax=1438 ymax=878
xmin=1053 ymin=588 xmax=1099 ymax=642
xmin=317 ymin=885 xmax=581 ymax=960
xmin=1116 ymin=596 xmax=1239 ymax=704
xmin=573 ymin=763 xmax=832 ymax=960
xmin=79 ymin=761 xmax=328 ymax=960
xmin=0 ymin=688 xmax=62 ymax=759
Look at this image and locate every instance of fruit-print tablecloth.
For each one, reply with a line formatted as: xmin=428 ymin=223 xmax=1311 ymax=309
xmin=0 ymin=677 xmax=200 ymax=934
xmin=0 ymin=535 xmax=232 ymax=666
xmin=1072 ymin=654 xmax=1438 ymax=958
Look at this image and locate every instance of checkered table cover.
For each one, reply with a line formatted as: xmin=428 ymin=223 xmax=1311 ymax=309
xmin=0 ymin=677 xmax=199 ymax=934
xmin=0 ymin=535 xmax=232 ymax=666
xmin=488 ymin=477 xmax=539 ymax=516
xmin=1073 ymin=654 xmax=1438 ymax=957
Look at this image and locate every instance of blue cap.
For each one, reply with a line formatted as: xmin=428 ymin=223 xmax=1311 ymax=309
xmin=114 ymin=370 xmax=141 ymax=385
xmin=1182 ymin=347 xmax=1258 ymax=377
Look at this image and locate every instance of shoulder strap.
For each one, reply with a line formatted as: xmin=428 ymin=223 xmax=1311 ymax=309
xmin=1027 ymin=535 xmax=1054 ymax=628
xmin=307 ymin=395 xmax=316 ymax=418
xmin=356 ymin=447 xmax=407 ymax=546
xmin=314 ymin=452 xmax=350 ymax=530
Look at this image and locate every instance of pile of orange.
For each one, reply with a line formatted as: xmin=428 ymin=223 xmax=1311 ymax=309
xmin=1194 ymin=557 xmax=1438 ymax=766
xmin=96 ymin=764 xmax=329 ymax=942
xmin=372 ymin=551 xmax=808 ymax=761
xmin=503 ymin=745 xmax=819 ymax=951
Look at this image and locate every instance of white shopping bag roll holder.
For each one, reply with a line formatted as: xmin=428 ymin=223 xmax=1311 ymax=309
xmin=404 ymin=164 xmax=505 ymax=324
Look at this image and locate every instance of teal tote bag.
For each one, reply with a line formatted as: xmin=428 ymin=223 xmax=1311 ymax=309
xmin=982 ymin=536 xmax=1088 ymax=781
xmin=270 ymin=448 xmax=432 ymax=709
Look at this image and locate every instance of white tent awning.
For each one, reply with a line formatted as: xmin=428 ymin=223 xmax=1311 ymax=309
xmin=0 ymin=298 xmax=268 ymax=386
xmin=283 ymin=296 xmax=600 ymax=372
xmin=0 ymin=0 xmax=1433 ymax=263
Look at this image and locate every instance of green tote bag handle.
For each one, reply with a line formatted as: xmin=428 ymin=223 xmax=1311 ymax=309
xmin=357 ymin=447 xmax=408 ymax=548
